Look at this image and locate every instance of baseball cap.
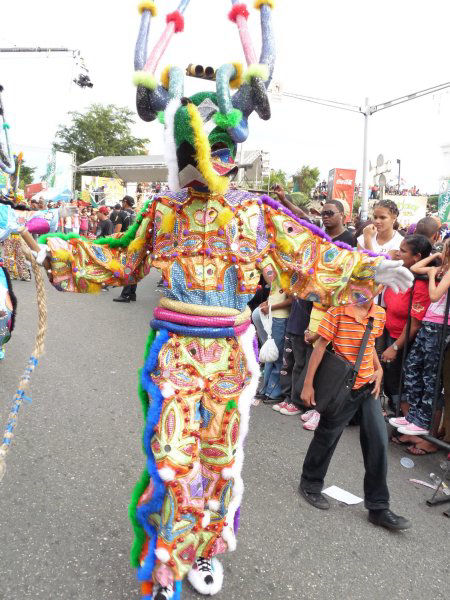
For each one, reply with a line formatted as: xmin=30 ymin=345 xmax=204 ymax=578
xmin=98 ymin=206 xmax=109 ymax=215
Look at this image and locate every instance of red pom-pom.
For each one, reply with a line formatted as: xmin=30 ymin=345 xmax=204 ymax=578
xmin=228 ymin=3 xmax=250 ymax=23
xmin=166 ymin=10 xmax=184 ymax=33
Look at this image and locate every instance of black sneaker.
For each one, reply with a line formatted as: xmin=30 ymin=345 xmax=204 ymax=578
xmin=262 ymin=396 xmax=282 ymax=405
xmin=298 ymin=484 xmax=330 ymax=510
xmin=368 ymin=509 xmax=411 ymax=531
xmin=153 ymin=582 xmax=174 ymax=600
xmin=113 ymin=296 xmax=130 ymax=303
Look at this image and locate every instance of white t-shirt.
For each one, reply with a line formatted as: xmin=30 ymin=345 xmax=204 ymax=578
xmin=357 ymin=230 xmax=403 ymax=255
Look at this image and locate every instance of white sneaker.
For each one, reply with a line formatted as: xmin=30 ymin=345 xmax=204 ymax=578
xmin=303 ymin=411 xmax=320 ymax=431
xmin=301 ymin=409 xmax=316 ymax=422
xmin=187 ymin=557 xmax=224 ymax=596
xmin=153 ymin=582 xmax=174 ymax=600
xmin=273 ymin=401 xmax=288 ymax=412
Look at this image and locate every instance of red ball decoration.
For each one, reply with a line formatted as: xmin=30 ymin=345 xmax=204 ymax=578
xmin=228 ymin=3 xmax=249 ymax=23
xmin=166 ymin=10 xmax=184 ymax=33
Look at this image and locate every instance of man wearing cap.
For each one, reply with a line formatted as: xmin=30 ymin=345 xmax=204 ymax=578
xmin=96 ymin=206 xmax=114 ymax=238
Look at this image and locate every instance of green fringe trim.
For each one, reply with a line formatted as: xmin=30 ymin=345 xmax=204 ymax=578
xmin=213 ymin=108 xmax=243 ymax=130
xmin=157 ymin=110 xmax=165 ymax=125
xmin=129 ymin=326 xmax=156 ymax=568
xmin=38 ymin=198 xmax=152 ymax=248
xmin=133 ymin=70 xmax=158 ymax=90
xmin=225 ymin=400 xmax=237 ymax=412
xmin=129 ymin=468 xmax=151 ymax=568
xmin=244 ymin=63 xmax=269 ymax=83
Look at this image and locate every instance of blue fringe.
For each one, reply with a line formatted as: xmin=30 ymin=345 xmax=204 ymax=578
xmin=135 ymin=329 xmax=171 ymax=583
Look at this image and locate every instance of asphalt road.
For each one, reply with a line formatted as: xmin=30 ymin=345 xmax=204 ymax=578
xmin=1 ymin=271 xmax=449 ymax=600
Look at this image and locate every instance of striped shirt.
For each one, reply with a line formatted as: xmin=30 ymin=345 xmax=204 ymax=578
xmin=317 ymin=304 xmax=386 ymax=389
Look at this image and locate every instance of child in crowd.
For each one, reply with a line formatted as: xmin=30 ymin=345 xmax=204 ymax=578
xmin=299 ymin=296 xmax=411 ymax=531
xmin=79 ymin=208 xmax=89 ymax=237
xmin=381 ymin=235 xmax=432 ymax=417
xmin=390 ymin=239 xmax=450 ymax=447
xmin=253 ymin=280 xmax=292 ymax=405
xmin=357 ymin=199 xmax=403 ymax=256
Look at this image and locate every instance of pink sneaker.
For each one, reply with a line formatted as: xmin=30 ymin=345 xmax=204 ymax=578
xmin=301 ymin=409 xmax=316 ymax=422
xmin=397 ymin=423 xmax=429 ymax=436
xmin=303 ymin=411 xmax=320 ymax=430
xmin=273 ymin=401 xmax=287 ymax=412
xmin=388 ymin=416 xmax=409 ymax=428
xmin=280 ymin=403 xmax=301 ymax=416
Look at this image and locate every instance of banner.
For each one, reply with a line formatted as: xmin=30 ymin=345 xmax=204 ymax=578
xmin=438 ymin=179 xmax=450 ymax=223
xmin=328 ymin=168 xmax=357 ymax=219
xmin=385 ymin=194 xmax=428 ymax=227
xmin=81 ymin=176 xmax=126 ymax=206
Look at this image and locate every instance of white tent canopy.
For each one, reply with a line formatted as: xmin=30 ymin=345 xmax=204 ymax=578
xmin=76 ymin=155 xmax=167 ymax=183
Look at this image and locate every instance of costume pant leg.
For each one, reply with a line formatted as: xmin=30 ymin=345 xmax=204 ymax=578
xmin=290 ymin=334 xmax=310 ymax=407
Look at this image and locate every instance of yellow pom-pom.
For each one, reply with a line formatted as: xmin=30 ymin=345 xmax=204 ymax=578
xmin=133 ymin=71 xmax=158 ymax=90
xmin=280 ymin=272 xmax=291 ymax=290
xmin=160 ymin=65 xmax=172 ymax=90
xmin=244 ymin=63 xmax=269 ymax=84
xmin=161 ymin=211 xmax=175 ymax=233
xmin=87 ymin=282 xmax=102 ymax=294
xmin=108 ymin=259 xmax=123 ymax=275
xmin=254 ymin=0 xmax=275 ymax=9
xmin=128 ymin=237 xmax=146 ymax=254
xmin=138 ymin=1 xmax=157 ymax=16
xmin=278 ymin=238 xmax=293 ymax=254
xmin=53 ymin=249 xmax=73 ymax=262
xmin=216 ymin=208 xmax=234 ymax=227
xmin=230 ymin=63 xmax=244 ymax=90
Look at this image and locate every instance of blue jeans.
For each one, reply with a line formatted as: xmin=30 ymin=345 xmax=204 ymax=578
xmin=252 ymin=307 xmax=287 ymax=400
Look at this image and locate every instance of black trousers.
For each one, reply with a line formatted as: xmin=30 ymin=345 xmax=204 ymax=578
xmin=121 ymin=284 xmax=137 ymax=298
xmin=300 ymin=384 xmax=390 ymax=510
xmin=280 ymin=333 xmax=309 ymax=407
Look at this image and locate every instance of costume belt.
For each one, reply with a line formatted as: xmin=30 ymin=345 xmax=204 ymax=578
xmin=152 ymin=299 xmax=251 ymax=338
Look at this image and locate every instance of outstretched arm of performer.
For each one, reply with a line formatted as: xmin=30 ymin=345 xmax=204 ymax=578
xmin=259 ymin=197 xmax=413 ymax=306
xmin=36 ymin=201 xmax=155 ymax=294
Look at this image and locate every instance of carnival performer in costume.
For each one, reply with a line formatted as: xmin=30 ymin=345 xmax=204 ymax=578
xmin=36 ymin=2 xmax=412 ymax=599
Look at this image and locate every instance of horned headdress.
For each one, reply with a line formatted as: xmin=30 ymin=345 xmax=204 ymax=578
xmin=133 ymin=0 xmax=276 ymax=193
xmin=0 ymin=86 xmax=16 ymax=176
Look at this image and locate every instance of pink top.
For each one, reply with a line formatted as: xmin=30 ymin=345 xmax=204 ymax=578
xmin=423 ymin=292 xmax=450 ymax=325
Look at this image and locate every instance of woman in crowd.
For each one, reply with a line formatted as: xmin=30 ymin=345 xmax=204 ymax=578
xmin=357 ymin=199 xmax=403 ymax=256
xmin=79 ymin=208 xmax=89 ymax=237
xmin=382 ymin=235 xmax=432 ymax=421
xmin=390 ymin=239 xmax=450 ymax=453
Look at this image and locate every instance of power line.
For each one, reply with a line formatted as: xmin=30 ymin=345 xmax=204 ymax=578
xmin=280 ymin=92 xmax=361 ymax=113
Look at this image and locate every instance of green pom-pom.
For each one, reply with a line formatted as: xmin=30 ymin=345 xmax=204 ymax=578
xmin=157 ymin=111 xmax=165 ymax=125
xmin=213 ymin=108 xmax=243 ymax=130
xmin=244 ymin=63 xmax=269 ymax=83
xmin=2 ymin=123 xmax=10 ymax=130
xmin=225 ymin=400 xmax=238 ymax=412
xmin=133 ymin=70 xmax=158 ymax=90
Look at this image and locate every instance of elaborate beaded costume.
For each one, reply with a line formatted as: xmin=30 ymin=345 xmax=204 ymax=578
xmin=38 ymin=2 xmax=412 ymax=598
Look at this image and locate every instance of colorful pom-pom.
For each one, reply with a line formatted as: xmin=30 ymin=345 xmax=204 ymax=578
xmin=160 ymin=211 xmax=175 ymax=233
xmin=213 ymin=108 xmax=243 ymax=130
xmin=216 ymin=208 xmax=234 ymax=227
xmin=108 ymin=259 xmax=123 ymax=275
xmin=138 ymin=1 xmax=157 ymax=16
xmin=228 ymin=3 xmax=249 ymax=23
xmin=2 ymin=123 xmax=10 ymax=130
xmin=160 ymin=65 xmax=172 ymax=90
xmin=133 ymin=71 xmax=158 ymax=90
xmin=254 ymin=0 xmax=275 ymax=9
xmin=280 ymin=272 xmax=291 ymax=290
xmin=230 ymin=62 xmax=244 ymax=89
xmin=225 ymin=400 xmax=238 ymax=412
xmin=166 ymin=10 xmax=184 ymax=33
xmin=87 ymin=282 xmax=102 ymax=294
xmin=128 ymin=237 xmax=146 ymax=254
xmin=244 ymin=63 xmax=269 ymax=83
xmin=157 ymin=111 xmax=165 ymax=125
xmin=53 ymin=249 xmax=73 ymax=262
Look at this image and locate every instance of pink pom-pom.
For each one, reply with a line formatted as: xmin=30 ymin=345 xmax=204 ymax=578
xmin=166 ymin=10 xmax=184 ymax=33
xmin=228 ymin=3 xmax=249 ymax=23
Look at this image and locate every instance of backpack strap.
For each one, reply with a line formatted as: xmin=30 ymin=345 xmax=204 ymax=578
xmin=353 ymin=317 xmax=374 ymax=376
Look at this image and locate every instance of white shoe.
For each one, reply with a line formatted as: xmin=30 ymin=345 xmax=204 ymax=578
xmin=187 ymin=557 xmax=224 ymax=596
xmin=301 ymin=409 xmax=316 ymax=422
xmin=152 ymin=582 xmax=174 ymax=600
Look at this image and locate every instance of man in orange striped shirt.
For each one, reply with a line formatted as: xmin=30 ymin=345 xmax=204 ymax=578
xmin=298 ymin=300 xmax=411 ymax=531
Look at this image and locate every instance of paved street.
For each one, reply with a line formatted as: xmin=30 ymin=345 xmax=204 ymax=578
xmin=1 ymin=271 xmax=449 ymax=600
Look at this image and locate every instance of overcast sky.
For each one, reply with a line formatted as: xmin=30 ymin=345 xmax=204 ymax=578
xmin=1 ymin=0 xmax=449 ymax=192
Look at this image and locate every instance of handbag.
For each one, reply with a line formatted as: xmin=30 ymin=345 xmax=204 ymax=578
xmin=259 ymin=305 xmax=279 ymax=363
xmin=298 ymin=317 xmax=374 ymax=415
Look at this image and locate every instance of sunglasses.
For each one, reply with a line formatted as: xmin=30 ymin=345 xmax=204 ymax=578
xmin=321 ymin=210 xmax=339 ymax=217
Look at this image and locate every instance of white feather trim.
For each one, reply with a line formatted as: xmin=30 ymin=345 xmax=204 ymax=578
xmin=158 ymin=467 xmax=176 ymax=481
xmin=164 ymin=98 xmax=181 ymax=192
xmin=221 ymin=467 xmax=234 ymax=480
xmin=161 ymin=382 xmax=175 ymax=398
xmin=207 ymin=499 xmax=220 ymax=512
xmin=201 ymin=510 xmax=211 ymax=528
xmin=221 ymin=525 xmax=237 ymax=552
xmin=155 ymin=547 xmax=170 ymax=563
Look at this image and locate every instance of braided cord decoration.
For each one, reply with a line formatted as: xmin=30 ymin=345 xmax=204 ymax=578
xmin=0 ymin=251 xmax=48 ymax=481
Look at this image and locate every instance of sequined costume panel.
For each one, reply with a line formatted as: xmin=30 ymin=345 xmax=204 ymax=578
xmin=2 ymin=234 xmax=31 ymax=281
xmin=0 ymin=266 xmax=14 ymax=347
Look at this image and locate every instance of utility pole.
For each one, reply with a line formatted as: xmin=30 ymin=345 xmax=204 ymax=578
xmin=361 ymin=98 xmax=371 ymax=220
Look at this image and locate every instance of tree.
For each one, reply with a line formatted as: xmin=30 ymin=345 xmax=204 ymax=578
xmin=262 ymin=169 xmax=290 ymax=190
xmin=53 ymin=104 xmax=150 ymax=166
xmin=293 ymin=165 xmax=320 ymax=198
xmin=427 ymin=195 xmax=438 ymax=213
xmin=19 ymin=162 xmax=36 ymax=189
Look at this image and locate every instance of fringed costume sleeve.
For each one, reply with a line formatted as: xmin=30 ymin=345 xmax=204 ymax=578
xmin=259 ymin=196 xmax=385 ymax=307
xmin=40 ymin=201 xmax=155 ymax=294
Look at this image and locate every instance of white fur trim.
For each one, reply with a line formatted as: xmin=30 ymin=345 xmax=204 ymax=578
xmin=158 ymin=467 xmax=176 ymax=481
xmin=221 ymin=467 xmax=234 ymax=480
xmin=155 ymin=547 xmax=171 ymax=563
xmin=201 ymin=510 xmax=211 ymax=528
xmin=221 ymin=325 xmax=260 ymax=551
xmin=207 ymin=499 xmax=220 ymax=512
xmin=161 ymin=382 xmax=175 ymax=398
xmin=187 ymin=558 xmax=224 ymax=596
xmin=164 ymin=98 xmax=181 ymax=192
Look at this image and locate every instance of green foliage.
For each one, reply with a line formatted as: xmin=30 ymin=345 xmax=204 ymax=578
xmin=262 ymin=169 xmax=289 ymax=189
xmin=53 ymin=104 xmax=150 ymax=166
xmin=352 ymin=195 xmax=361 ymax=216
xmin=427 ymin=195 xmax=438 ymax=213
xmin=293 ymin=165 xmax=320 ymax=197
xmin=19 ymin=162 xmax=36 ymax=188
xmin=290 ymin=192 xmax=310 ymax=208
